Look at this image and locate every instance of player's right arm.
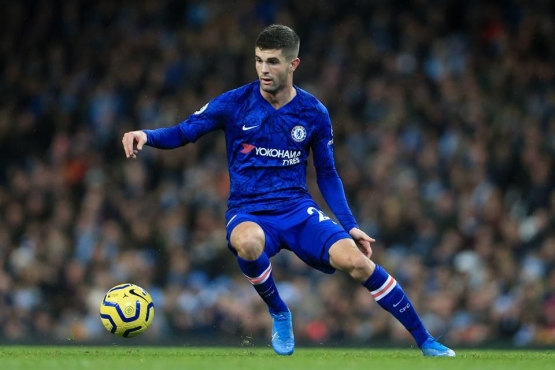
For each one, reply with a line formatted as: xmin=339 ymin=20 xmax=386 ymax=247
xmin=121 ymin=98 xmax=225 ymax=158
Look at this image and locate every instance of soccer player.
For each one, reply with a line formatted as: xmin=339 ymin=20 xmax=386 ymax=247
xmin=122 ymin=24 xmax=455 ymax=357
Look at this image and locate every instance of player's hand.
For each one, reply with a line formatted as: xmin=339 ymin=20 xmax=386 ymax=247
xmin=349 ymin=228 xmax=375 ymax=258
xmin=122 ymin=130 xmax=147 ymax=159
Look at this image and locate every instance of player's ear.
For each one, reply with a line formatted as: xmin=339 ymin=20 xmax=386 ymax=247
xmin=290 ymin=57 xmax=300 ymax=72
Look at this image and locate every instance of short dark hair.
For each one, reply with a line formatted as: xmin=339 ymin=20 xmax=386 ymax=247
xmin=255 ymin=24 xmax=300 ymax=60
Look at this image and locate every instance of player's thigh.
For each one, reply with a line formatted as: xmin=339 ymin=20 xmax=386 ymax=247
xmin=281 ymin=201 xmax=351 ymax=274
xmin=225 ymin=212 xmax=281 ymax=258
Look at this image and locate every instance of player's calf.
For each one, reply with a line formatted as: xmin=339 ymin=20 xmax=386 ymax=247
xmin=362 ymin=264 xmax=436 ymax=349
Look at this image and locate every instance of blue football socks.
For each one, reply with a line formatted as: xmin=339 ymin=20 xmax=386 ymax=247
xmin=237 ymin=253 xmax=288 ymax=314
xmin=363 ymin=264 xmax=431 ymax=347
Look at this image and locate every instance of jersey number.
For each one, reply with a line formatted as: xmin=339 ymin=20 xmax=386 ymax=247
xmin=307 ymin=207 xmax=334 ymax=223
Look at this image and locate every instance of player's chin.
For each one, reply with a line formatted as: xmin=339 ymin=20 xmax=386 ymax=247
xmin=260 ymin=84 xmax=276 ymax=93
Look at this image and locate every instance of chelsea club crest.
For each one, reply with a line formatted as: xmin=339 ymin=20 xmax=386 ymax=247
xmin=291 ymin=126 xmax=307 ymax=142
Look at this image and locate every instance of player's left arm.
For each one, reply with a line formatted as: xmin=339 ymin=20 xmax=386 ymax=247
xmin=311 ymin=112 xmax=374 ymax=257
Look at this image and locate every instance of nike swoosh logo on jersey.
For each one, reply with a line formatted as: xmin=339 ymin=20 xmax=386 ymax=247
xmin=392 ymin=295 xmax=405 ymax=307
xmin=242 ymin=124 xmax=260 ymax=131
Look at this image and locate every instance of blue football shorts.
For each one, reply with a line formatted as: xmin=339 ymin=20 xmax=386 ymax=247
xmin=225 ymin=198 xmax=351 ymax=274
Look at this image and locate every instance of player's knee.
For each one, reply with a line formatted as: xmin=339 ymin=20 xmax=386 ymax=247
xmin=230 ymin=222 xmax=265 ymax=260
xmin=346 ymin=255 xmax=374 ymax=281
xmin=330 ymin=241 xmax=375 ymax=282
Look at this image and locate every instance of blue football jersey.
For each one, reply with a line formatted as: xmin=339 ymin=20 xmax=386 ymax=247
xmin=145 ymin=81 xmax=357 ymax=231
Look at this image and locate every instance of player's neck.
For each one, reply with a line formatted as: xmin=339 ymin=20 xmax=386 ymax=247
xmin=260 ymin=85 xmax=297 ymax=110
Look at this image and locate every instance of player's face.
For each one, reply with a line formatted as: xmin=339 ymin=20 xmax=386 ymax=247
xmin=255 ymin=48 xmax=296 ymax=94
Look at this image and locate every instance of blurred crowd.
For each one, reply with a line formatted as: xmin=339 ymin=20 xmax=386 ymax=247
xmin=1 ymin=0 xmax=555 ymax=348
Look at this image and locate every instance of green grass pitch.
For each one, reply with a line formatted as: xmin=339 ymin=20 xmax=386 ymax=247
xmin=0 ymin=347 xmax=554 ymax=370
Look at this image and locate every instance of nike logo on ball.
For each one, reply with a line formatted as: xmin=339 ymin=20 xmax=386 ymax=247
xmin=242 ymin=124 xmax=260 ymax=131
xmin=129 ymin=289 xmax=149 ymax=303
